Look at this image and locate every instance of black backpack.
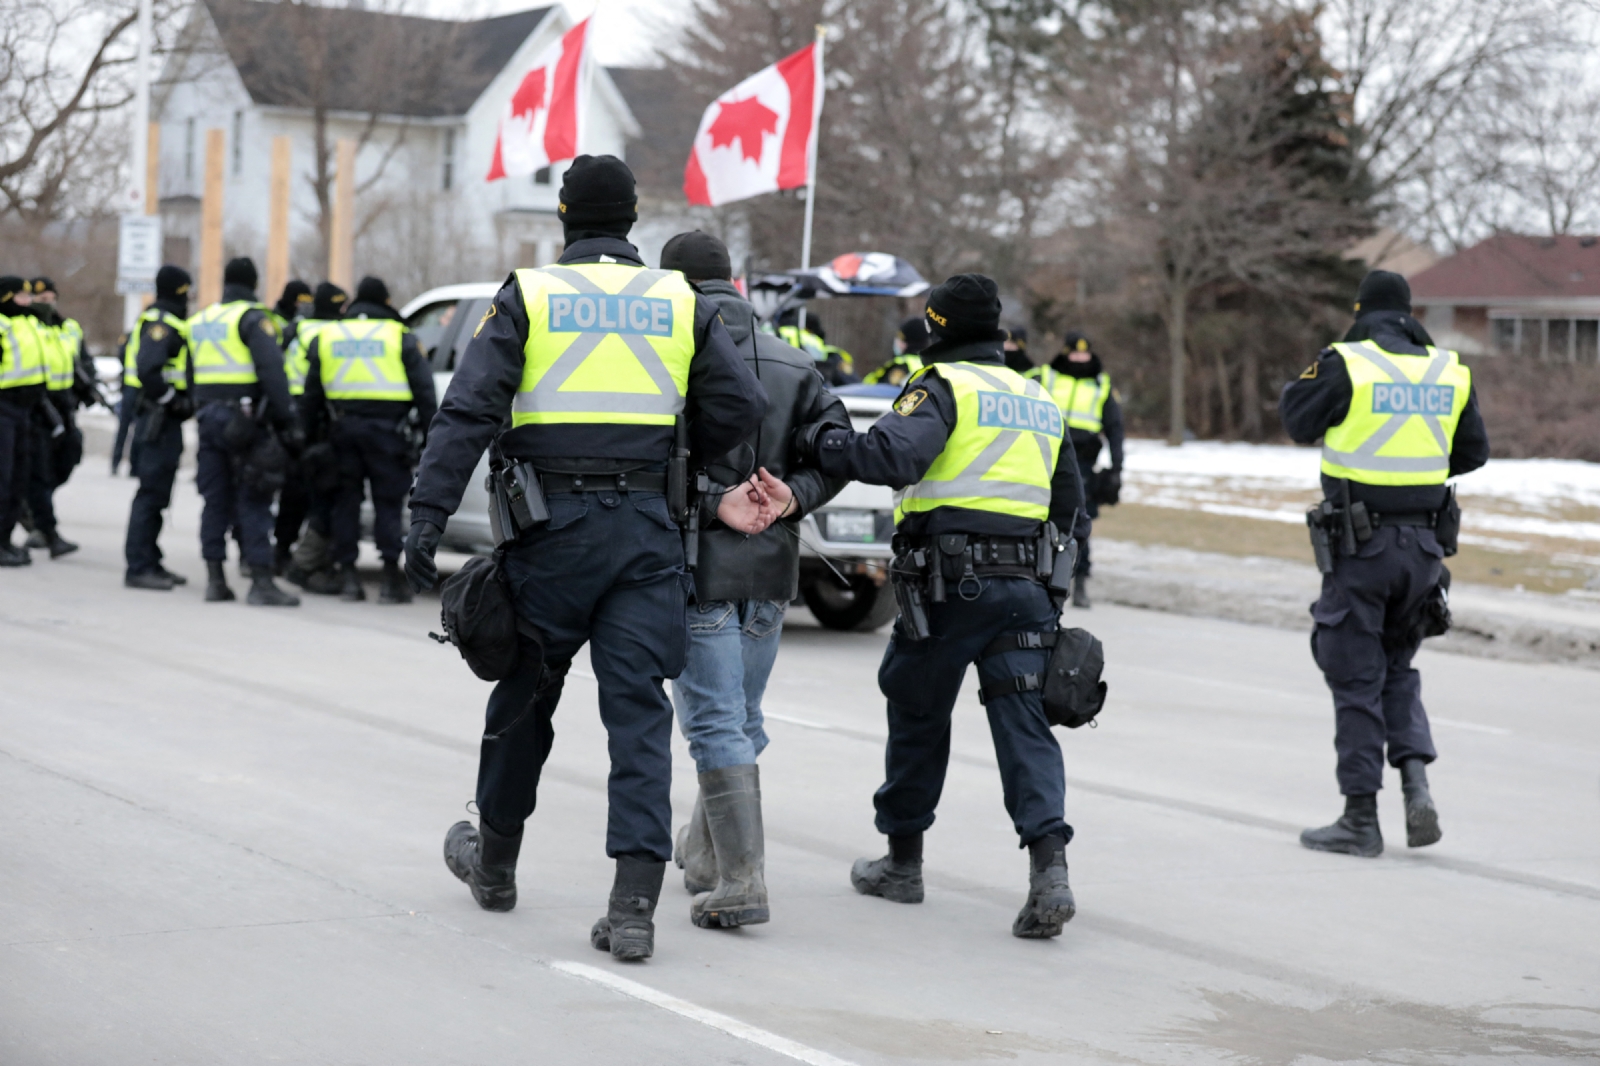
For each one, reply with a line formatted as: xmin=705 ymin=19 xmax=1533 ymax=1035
xmin=430 ymin=554 xmax=544 ymax=682
xmin=977 ymin=627 xmax=1108 ymax=729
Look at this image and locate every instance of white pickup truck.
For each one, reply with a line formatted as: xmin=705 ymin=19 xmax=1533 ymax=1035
xmin=398 ymin=284 xmax=899 ymax=631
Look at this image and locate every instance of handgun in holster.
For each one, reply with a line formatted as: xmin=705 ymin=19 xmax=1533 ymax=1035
xmin=889 ymin=540 xmax=932 ymax=641
xmin=668 ymin=416 xmax=703 ymax=570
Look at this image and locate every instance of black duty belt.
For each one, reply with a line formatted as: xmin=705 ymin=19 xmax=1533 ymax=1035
xmin=1372 ymin=511 xmax=1437 ymax=528
xmin=539 ymin=470 xmax=667 ymax=494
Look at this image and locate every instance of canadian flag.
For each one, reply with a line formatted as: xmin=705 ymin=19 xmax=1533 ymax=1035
xmin=683 ymin=42 xmax=823 ymax=207
xmin=486 ymin=17 xmax=590 ymax=182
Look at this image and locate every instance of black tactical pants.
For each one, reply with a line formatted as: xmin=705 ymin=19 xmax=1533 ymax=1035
xmin=1075 ymin=455 xmax=1099 ymax=577
xmin=195 ymin=403 xmax=275 ymax=569
xmin=875 ymin=575 xmax=1072 ymax=847
xmin=25 ymin=396 xmax=78 ymax=537
xmin=475 ymin=488 xmax=690 ymax=862
xmin=330 ymin=415 xmax=412 ymax=565
xmin=124 ymin=412 xmax=183 ymax=576
xmin=1310 ymin=525 xmax=1442 ymax=796
xmin=0 ymin=398 xmax=32 ymax=541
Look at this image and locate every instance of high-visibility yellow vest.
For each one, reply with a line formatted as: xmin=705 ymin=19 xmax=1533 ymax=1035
xmin=38 ymin=322 xmax=76 ymax=391
xmin=1321 ymin=341 xmax=1472 ymax=486
xmin=511 ymin=264 xmax=697 ymax=428
xmin=1028 ymin=366 xmax=1111 ymax=433
xmin=777 ymin=325 xmax=827 ymax=359
xmin=122 ymin=308 xmax=190 ymax=391
xmin=318 ymin=318 xmax=412 ymax=401
xmin=188 ymin=301 xmax=263 ymax=386
xmin=864 ymin=354 xmax=923 ymax=386
xmin=823 ymin=344 xmax=854 ymax=374
xmin=894 ymin=361 xmax=1063 ymax=525
xmin=0 ymin=312 xmax=47 ymax=390
xmin=286 ymin=319 xmax=338 ymax=397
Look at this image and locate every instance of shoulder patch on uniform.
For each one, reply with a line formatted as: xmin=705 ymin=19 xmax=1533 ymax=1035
xmin=149 ymin=324 xmax=168 ymax=341
xmin=259 ymin=318 xmax=277 ymax=338
xmin=895 ymin=388 xmax=928 ymax=417
xmin=1299 ymin=362 xmax=1318 ymax=380
xmin=474 ymin=304 xmax=496 ymax=338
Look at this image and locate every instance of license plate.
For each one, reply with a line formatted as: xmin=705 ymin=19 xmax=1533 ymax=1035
xmin=825 ymin=510 xmax=877 ymax=542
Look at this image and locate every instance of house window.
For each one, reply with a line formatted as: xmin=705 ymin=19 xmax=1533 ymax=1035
xmin=1576 ymin=320 xmax=1599 ymax=365
xmin=1519 ymin=318 xmax=1543 ymax=359
xmin=533 ymin=166 xmax=551 ymax=185
xmin=442 ymin=128 xmax=455 ymax=191
xmin=231 ymin=111 xmax=243 ymax=175
xmin=1492 ymin=318 xmax=1516 ymax=355
xmin=185 ymin=118 xmax=196 ymax=181
xmin=1547 ymin=319 xmax=1571 ymax=362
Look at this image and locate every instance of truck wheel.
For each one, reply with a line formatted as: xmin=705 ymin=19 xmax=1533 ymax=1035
xmin=802 ymin=574 xmax=899 ymax=631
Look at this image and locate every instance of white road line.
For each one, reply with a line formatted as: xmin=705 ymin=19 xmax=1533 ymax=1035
xmin=764 ymin=711 xmax=835 ymax=731
xmin=551 ymin=960 xmax=858 ymax=1066
xmin=1430 ymin=717 xmax=1512 ymax=736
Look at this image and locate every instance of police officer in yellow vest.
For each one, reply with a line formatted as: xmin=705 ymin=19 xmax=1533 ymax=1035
xmin=124 ymin=266 xmax=196 ymax=590
xmin=793 ymin=275 xmax=1091 ymax=940
xmin=1280 ymin=270 xmax=1489 ymax=858
xmin=275 ymin=281 xmax=347 ymax=592
xmin=0 ymin=276 xmax=47 ymax=566
xmin=302 ymin=276 xmax=435 ymax=604
xmin=20 ymin=277 xmax=86 ymax=558
xmin=189 ymin=256 xmax=303 ymax=606
xmin=863 ymin=315 xmax=929 ymax=386
xmin=404 ymin=155 xmax=767 ymax=961
xmin=1027 ymin=331 xmax=1124 ymax=608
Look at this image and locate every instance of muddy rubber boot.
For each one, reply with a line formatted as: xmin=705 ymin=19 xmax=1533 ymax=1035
xmin=204 ymin=560 xmax=235 ymax=602
xmin=1072 ymin=576 xmax=1091 ymax=609
xmin=674 ymin=790 xmax=715 ymax=894
xmin=247 ymin=568 xmax=301 ymax=607
xmin=378 ymin=559 xmax=412 ymax=604
xmin=691 ymin=765 xmax=769 ymax=928
xmin=590 ymin=856 xmax=666 ymax=961
xmin=338 ymin=562 xmax=365 ymax=602
xmin=1400 ymin=758 xmax=1442 ymax=848
xmin=47 ymin=532 xmax=78 ymax=558
xmin=851 ymin=832 xmax=924 ymax=904
xmin=1012 ymin=833 xmax=1076 ymax=938
xmin=443 ymin=819 xmax=521 ymax=912
xmin=1300 ymin=793 xmax=1383 ymax=857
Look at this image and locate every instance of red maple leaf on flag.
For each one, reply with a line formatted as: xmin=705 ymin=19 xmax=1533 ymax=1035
xmin=510 ymin=68 xmax=547 ymax=121
xmin=707 ymin=96 xmax=779 ymax=163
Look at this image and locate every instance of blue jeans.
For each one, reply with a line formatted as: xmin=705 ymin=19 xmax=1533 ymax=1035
xmin=671 ymin=599 xmax=786 ymax=774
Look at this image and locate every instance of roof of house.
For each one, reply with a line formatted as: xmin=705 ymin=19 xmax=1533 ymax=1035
xmin=204 ymin=0 xmax=552 ymax=118
xmin=1410 ymin=233 xmax=1600 ymax=303
xmin=607 ymin=67 xmax=705 ymax=199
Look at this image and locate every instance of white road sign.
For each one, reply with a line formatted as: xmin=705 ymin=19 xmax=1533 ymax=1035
xmin=116 ymin=213 xmax=163 ymax=295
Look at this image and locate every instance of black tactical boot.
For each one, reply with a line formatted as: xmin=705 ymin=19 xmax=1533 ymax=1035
xmin=443 ymin=819 xmax=522 ymax=912
xmin=124 ymin=569 xmax=176 ymax=591
xmin=299 ymin=566 xmax=343 ymax=595
xmin=46 ymin=532 xmax=78 ymax=558
xmin=1012 ymin=833 xmax=1076 ymax=938
xmin=338 ymin=562 xmax=365 ymax=602
xmin=0 ymin=543 xmax=33 ymax=566
xmin=590 ymin=856 xmax=666 ymax=961
xmin=204 ymin=560 xmax=235 ymax=601
xmin=691 ymin=764 xmax=769 ymax=928
xmin=1400 ymin=758 xmax=1442 ymax=848
xmin=247 ymin=568 xmax=301 ymax=607
xmin=851 ymin=833 xmax=925 ymax=904
xmin=156 ymin=565 xmax=188 ymax=586
xmin=378 ymin=559 xmax=412 ymax=604
xmin=1300 ymin=793 xmax=1383 ymax=857
xmin=1072 ymin=576 xmax=1091 ymax=609
xmin=674 ymin=790 xmax=715 ymax=895
xmin=24 ymin=528 xmax=46 ymax=550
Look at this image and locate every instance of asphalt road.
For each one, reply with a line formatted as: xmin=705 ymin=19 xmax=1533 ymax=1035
xmin=3 ymin=462 xmax=1598 ymax=1065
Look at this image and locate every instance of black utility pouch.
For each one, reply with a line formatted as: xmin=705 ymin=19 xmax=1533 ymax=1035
xmin=431 ymin=553 xmax=545 ymax=682
xmin=221 ymin=406 xmax=261 ymax=453
xmin=1435 ymin=486 xmax=1461 ymax=557
xmin=239 ymin=430 xmax=289 ymax=495
xmin=978 ymin=627 xmax=1108 ymax=729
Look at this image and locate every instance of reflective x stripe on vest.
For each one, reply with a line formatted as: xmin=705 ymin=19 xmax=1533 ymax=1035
xmin=320 ymin=318 xmax=411 ymax=401
xmin=41 ymin=322 xmax=75 ymax=390
xmin=1320 ymin=341 xmax=1471 ymax=486
xmin=894 ymin=361 xmax=1063 ymax=525
xmin=511 ymin=264 xmax=697 ymax=427
xmin=0 ymin=313 xmax=47 ymax=389
xmin=1029 ymin=366 xmax=1110 ymax=433
xmin=286 ymin=320 xmax=335 ymax=396
xmin=188 ymin=301 xmax=260 ymax=385
xmin=123 ymin=309 xmax=190 ymax=390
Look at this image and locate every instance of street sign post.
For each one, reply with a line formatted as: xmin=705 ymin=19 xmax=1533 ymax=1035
xmin=116 ymin=213 xmax=163 ymax=295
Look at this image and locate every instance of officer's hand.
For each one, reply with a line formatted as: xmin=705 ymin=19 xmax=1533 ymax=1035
xmin=1099 ymin=468 xmax=1122 ymax=506
xmin=405 ymin=518 xmax=443 ymax=592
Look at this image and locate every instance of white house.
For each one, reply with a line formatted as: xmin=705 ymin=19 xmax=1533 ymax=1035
xmin=153 ymin=0 xmax=644 ymax=299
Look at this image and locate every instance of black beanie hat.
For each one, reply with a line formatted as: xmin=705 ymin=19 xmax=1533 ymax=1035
xmin=0 ymin=276 xmax=24 ymax=304
xmin=1355 ymin=270 xmax=1411 ymax=316
xmin=156 ymin=265 xmax=192 ymax=301
xmin=1006 ymin=326 xmax=1028 ymax=349
xmin=559 ymin=154 xmax=638 ymax=232
xmin=30 ymin=276 xmax=56 ymax=296
xmin=275 ymin=279 xmax=311 ymax=318
xmin=925 ymin=274 xmax=1003 ymax=341
xmin=897 ymin=315 xmax=931 ymax=354
xmin=355 ymin=276 xmax=390 ymax=307
xmin=313 ymin=282 xmax=348 ymax=318
xmin=224 ymin=257 xmax=258 ymax=290
xmin=660 ymin=230 xmax=732 ymax=281
xmin=1062 ymin=330 xmax=1091 ymax=355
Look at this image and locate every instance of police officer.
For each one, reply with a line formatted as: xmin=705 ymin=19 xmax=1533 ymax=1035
xmin=1027 ymin=332 xmax=1124 ymax=608
xmin=403 ymin=155 xmax=766 ymax=961
xmin=1001 ymin=325 xmax=1032 ymax=375
xmin=792 ymin=274 xmax=1090 ymax=939
xmin=277 ymin=281 xmax=347 ymax=590
xmin=1280 ymin=270 xmax=1489 ymax=857
xmin=271 ymin=279 xmax=313 ymax=338
xmin=124 ymin=266 xmax=195 ymax=590
xmin=303 ymin=276 xmax=435 ymax=604
xmin=21 ymin=277 xmax=84 ymax=557
xmin=776 ymin=310 xmax=857 ymax=386
xmin=189 ymin=256 xmax=302 ymax=606
xmin=863 ymin=316 xmax=928 ymax=386
xmin=0 ymin=276 xmax=47 ymax=565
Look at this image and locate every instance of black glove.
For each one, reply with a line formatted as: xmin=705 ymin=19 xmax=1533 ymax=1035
xmin=1099 ymin=468 xmax=1122 ymax=506
xmin=404 ymin=518 xmax=443 ymax=592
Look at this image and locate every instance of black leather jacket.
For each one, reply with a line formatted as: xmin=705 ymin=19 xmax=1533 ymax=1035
xmin=693 ymin=279 xmax=850 ymax=603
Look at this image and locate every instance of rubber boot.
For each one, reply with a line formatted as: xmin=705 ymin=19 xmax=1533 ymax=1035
xmin=590 ymin=856 xmax=666 ymax=961
xmin=690 ymin=764 xmax=769 ymax=928
xmin=338 ymin=562 xmax=365 ymax=602
xmin=443 ymin=819 xmax=521 ymax=912
xmin=1300 ymin=793 xmax=1383 ymax=857
xmin=0 ymin=543 xmax=33 ymax=566
xmin=378 ymin=559 xmax=412 ymax=604
xmin=673 ymin=790 xmax=715 ymax=895
xmin=851 ymin=832 xmax=925 ymax=904
xmin=300 ymin=566 xmax=343 ymax=595
xmin=247 ymin=567 xmax=301 ymax=607
xmin=1400 ymin=758 xmax=1442 ymax=848
xmin=1072 ymin=575 xmax=1091 ymax=609
xmin=46 ymin=532 xmax=78 ymax=558
xmin=1012 ymin=833 xmax=1076 ymax=938
xmin=204 ymin=560 xmax=235 ymax=602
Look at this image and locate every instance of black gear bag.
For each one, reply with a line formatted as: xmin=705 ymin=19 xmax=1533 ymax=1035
xmin=430 ymin=552 xmax=544 ymax=682
xmin=976 ymin=627 xmax=1108 ymax=729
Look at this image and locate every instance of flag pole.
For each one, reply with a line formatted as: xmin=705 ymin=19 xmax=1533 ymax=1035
xmin=797 ymin=24 xmax=825 ymax=334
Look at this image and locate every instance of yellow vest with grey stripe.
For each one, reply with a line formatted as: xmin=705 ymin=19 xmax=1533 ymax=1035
xmin=188 ymin=301 xmax=264 ymax=386
xmin=318 ymin=318 xmax=412 ymax=401
xmin=0 ymin=312 xmax=47 ymax=390
xmin=894 ymin=361 xmax=1063 ymax=525
xmin=285 ymin=320 xmax=338 ymax=397
xmin=1027 ymin=366 xmax=1111 ymax=433
xmin=511 ymin=264 xmax=696 ymax=427
xmin=39 ymin=322 xmax=75 ymax=391
xmin=1321 ymin=341 xmax=1471 ymax=486
xmin=122 ymin=308 xmax=190 ymax=391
